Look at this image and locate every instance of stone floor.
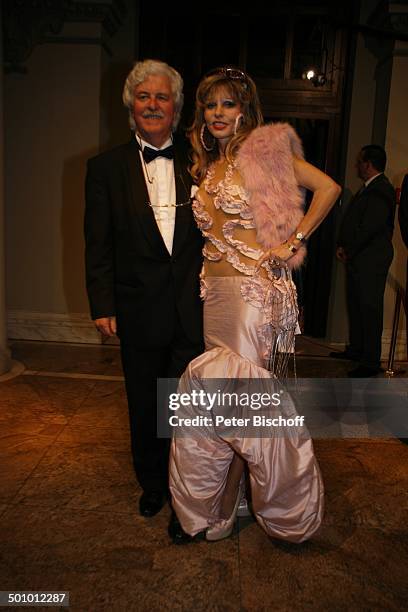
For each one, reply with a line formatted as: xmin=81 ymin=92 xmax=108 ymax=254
xmin=0 ymin=339 xmax=407 ymax=611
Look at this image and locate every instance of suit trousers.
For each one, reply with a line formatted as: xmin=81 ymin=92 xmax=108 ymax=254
xmin=346 ymin=260 xmax=390 ymax=369
xmin=120 ymin=315 xmax=203 ymax=494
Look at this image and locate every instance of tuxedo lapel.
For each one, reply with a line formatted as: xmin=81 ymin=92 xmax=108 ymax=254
xmin=172 ymin=142 xmax=193 ymax=257
xmin=124 ymin=139 xmax=169 ymax=256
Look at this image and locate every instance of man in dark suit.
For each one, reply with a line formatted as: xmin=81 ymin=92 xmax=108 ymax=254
xmin=84 ymin=60 xmax=203 ymax=542
xmin=332 ymin=145 xmax=395 ymax=377
xmin=399 ymin=174 xmax=408 ymax=248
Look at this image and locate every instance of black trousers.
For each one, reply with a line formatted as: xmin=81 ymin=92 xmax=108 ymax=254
xmin=120 ymin=317 xmax=203 ymax=494
xmin=346 ymin=258 xmax=391 ymax=369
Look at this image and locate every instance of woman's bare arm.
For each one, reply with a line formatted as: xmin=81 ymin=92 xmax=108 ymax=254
xmin=256 ymin=157 xmax=341 ymax=267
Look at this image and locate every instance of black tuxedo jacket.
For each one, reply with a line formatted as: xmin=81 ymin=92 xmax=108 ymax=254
xmin=84 ymin=135 xmax=203 ymax=348
xmin=338 ymin=174 xmax=395 ymax=269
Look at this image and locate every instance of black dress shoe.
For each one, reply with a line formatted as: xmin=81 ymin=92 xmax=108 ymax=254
xmin=168 ymin=511 xmax=195 ymax=545
xmin=139 ymin=490 xmax=165 ymax=517
xmin=329 ymin=350 xmax=359 ymax=360
xmin=347 ymin=365 xmax=381 ymax=378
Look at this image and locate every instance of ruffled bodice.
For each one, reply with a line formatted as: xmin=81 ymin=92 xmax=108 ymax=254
xmin=193 ymin=159 xmax=272 ymax=280
xmin=193 ymin=159 xmax=299 ymax=343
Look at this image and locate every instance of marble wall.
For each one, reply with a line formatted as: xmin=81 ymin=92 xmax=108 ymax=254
xmin=4 ymin=2 xmax=136 ymax=345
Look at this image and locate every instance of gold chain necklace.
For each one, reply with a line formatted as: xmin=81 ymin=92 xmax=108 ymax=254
xmin=137 ymin=133 xmax=154 ymax=184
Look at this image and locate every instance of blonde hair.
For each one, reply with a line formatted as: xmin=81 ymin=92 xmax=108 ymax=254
xmin=189 ymin=69 xmax=263 ymax=183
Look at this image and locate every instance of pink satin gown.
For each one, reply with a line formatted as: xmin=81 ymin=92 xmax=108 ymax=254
xmin=169 ymin=159 xmax=324 ymax=542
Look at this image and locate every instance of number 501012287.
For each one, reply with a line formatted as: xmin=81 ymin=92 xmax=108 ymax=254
xmin=0 ymin=592 xmax=69 ymax=607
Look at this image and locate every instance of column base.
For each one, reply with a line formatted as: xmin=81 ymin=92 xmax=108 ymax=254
xmin=0 ymin=345 xmax=11 ymax=375
xmin=0 ymin=358 xmax=24 ymax=381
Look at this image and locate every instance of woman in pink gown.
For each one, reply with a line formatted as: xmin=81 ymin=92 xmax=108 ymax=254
xmin=169 ymin=67 xmax=341 ymax=542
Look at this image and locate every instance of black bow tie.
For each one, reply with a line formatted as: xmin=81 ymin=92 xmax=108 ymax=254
xmin=142 ymin=144 xmax=174 ymax=163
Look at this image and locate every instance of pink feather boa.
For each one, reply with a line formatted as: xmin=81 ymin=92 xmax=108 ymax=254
xmin=237 ymin=122 xmax=306 ymax=269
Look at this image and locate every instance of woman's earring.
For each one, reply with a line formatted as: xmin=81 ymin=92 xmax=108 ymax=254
xmin=200 ymin=124 xmax=215 ymax=152
xmin=234 ymin=113 xmax=244 ymax=135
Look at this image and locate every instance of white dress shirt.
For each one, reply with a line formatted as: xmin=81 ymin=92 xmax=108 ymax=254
xmin=137 ymin=135 xmax=176 ymax=254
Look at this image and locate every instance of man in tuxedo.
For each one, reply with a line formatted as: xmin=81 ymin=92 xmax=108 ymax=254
xmin=332 ymin=145 xmax=395 ymax=377
xmin=84 ymin=60 xmax=203 ymax=542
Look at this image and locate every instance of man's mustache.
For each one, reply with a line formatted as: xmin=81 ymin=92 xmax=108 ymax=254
xmin=142 ymin=112 xmax=165 ymax=119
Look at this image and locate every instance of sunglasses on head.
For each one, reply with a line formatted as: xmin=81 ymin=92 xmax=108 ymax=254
xmin=205 ymin=67 xmax=249 ymax=88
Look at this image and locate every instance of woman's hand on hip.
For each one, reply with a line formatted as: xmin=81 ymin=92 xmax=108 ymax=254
xmin=255 ymin=244 xmax=292 ymax=271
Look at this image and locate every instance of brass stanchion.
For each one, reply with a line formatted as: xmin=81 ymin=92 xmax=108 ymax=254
xmin=406 ymin=262 xmax=408 ymax=361
xmin=386 ymin=286 xmax=406 ymax=376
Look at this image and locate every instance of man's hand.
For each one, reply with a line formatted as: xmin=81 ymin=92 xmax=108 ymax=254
xmin=336 ymin=246 xmax=348 ymax=263
xmin=94 ymin=316 xmax=117 ymax=336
